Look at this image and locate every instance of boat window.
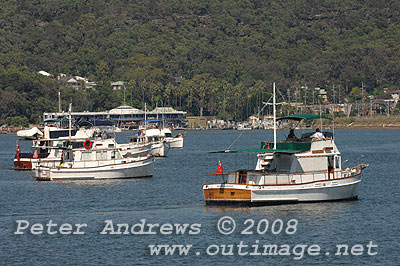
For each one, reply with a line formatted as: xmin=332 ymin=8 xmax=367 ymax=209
xmin=96 ymin=151 xmax=108 ymax=160
xmin=108 ymin=144 xmax=115 ymax=148
xmin=111 ymin=151 xmax=122 ymax=159
xmin=165 ymin=133 xmax=172 ymax=137
xmin=81 ymin=151 xmax=92 ymax=161
xmin=335 ymin=157 xmax=340 ymax=169
xmin=72 ymin=142 xmax=84 ymax=149
xmin=56 ymin=142 xmax=63 ymax=148
xmin=328 ymin=157 xmax=333 ymax=172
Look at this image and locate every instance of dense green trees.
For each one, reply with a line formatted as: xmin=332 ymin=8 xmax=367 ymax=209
xmin=0 ymin=0 xmax=399 ymax=124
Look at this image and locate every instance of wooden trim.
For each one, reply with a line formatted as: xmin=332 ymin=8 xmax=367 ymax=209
xmin=14 ymin=160 xmax=33 ymax=169
xmin=312 ymin=150 xmax=324 ymax=154
xmin=324 ymin=147 xmax=334 ymax=150
xmin=204 ymin=188 xmax=251 ymax=201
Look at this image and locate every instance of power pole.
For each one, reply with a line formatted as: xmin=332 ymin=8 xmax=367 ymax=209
xmin=386 ymin=100 xmax=390 ymax=117
xmin=370 ymin=96 xmax=373 ymax=117
xmin=332 ymin=84 xmax=335 ymax=113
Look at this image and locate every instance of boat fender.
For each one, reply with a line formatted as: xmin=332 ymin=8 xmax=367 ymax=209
xmin=83 ymin=139 xmax=93 ymax=149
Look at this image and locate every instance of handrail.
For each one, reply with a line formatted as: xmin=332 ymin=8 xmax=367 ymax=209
xmin=204 ymin=165 xmax=364 ymax=186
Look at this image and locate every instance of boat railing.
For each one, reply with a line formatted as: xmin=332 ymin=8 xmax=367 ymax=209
xmin=205 ymin=165 xmax=363 ymax=186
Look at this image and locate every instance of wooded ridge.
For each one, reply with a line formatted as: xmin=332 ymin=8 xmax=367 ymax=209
xmin=0 ymin=0 xmax=399 ymax=125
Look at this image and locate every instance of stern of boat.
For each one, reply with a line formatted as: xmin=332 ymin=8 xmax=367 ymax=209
xmin=203 ymin=171 xmax=253 ymax=204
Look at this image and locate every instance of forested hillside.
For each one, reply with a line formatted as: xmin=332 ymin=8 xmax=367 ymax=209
xmin=1 ymin=0 xmax=399 ymax=124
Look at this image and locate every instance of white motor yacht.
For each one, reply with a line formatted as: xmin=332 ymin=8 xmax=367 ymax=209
xmin=203 ymin=84 xmax=368 ymax=205
xmin=161 ymin=128 xmax=184 ymax=149
xmin=129 ymin=128 xmax=170 ymax=157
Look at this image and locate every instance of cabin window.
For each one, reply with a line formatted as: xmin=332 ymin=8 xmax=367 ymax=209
xmin=335 ymin=157 xmax=340 ymax=169
xmin=72 ymin=142 xmax=84 ymax=149
xmin=111 ymin=151 xmax=121 ymax=159
xmin=328 ymin=157 xmax=333 ymax=171
xmin=56 ymin=142 xmax=63 ymax=148
xmin=96 ymin=151 xmax=108 ymax=160
xmin=81 ymin=151 xmax=92 ymax=161
xmin=108 ymin=144 xmax=115 ymax=148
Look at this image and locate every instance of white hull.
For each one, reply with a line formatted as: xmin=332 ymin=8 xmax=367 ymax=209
xmin=166 ymin=137 xmax=184 ymax=149
xmin=204 ymin=174 xmax=361 ymax=204
xmin=118 ymin=143 xmax=152 ymax=158
xmin=35 ymin=157 xmax=154 ymax=181
xmin=251 ymin=175 xmax=361 ymax=202
xmin=150 ymin=142 xmax=170 ymax=157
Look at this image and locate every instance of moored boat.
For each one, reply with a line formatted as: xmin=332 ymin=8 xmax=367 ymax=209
xmin=129 ymin=128 xmax=170 ymax=157
xmin=34 ymin=138 xmax=154 ymax=181
xmin=203 ymin=84 xmax=368 ymax=206
xmin=161 ymin=128 xmax=184 ymax=149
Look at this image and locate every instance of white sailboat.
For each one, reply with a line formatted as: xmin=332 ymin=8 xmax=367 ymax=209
xmin=203 ymin=83 xmax=368 ymax=205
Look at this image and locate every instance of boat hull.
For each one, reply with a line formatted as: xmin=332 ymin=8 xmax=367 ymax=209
xmin=13 ymin=159 xmax=33 ymax=170
xmin=34 ymin=157 xmax=154 ymax=181
xmin=204 ymin=174 xmax=361 ymax=205
xmin=150 ymin=142 xmax=170 ymax=157
xmin=166 ymin=137 xmax=184 ymax=149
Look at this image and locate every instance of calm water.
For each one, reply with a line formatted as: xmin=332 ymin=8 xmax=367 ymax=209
xmin=0 ymin=129 xmax=399 ymax=265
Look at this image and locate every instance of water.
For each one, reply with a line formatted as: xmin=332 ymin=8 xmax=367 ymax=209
xmin=0 ymin=129 xmax=399 ymax=265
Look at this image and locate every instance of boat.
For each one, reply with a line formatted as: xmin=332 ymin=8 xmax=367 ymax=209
xmin=161 ymin=128 xmax=184 ymax=149
xmin=14 ymin=124 xmax=154 ymax=170
xmin=14 ymin=126 xmax=88 ymax=170
xmin=34 ymin=139 xmax=154 ymax=181
xmin=203 ymin=83 xmax=368 ymax=206
xmin=129 ymin=128 xmax=170 ymax=157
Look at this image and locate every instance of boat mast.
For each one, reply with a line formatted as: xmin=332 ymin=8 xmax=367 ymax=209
xmin=58 ymin=91 xmax=61 ymax=113
xmin=144 ymin=103 xmax=147 ymax=122
xmin=68 ymin=103 xmax=72 ymax=143
xmin=273 ymin=83 xmax=277 ymax=149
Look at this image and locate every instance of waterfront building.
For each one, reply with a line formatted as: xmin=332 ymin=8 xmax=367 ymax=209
xmin=43 ymin=105 xmax=186 ymax=127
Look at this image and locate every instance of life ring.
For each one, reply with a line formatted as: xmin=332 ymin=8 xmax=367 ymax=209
xmin=83 ymin=139 xmax=92 ymax=149
xmin=264 ymin=141 xmax=270 ymax=149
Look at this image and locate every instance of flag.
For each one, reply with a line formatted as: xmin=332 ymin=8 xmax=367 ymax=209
xmin=16 ymin=144 xmax=20 ymax=162
xmin=216 ymin=159 xmax=223 ymax=174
